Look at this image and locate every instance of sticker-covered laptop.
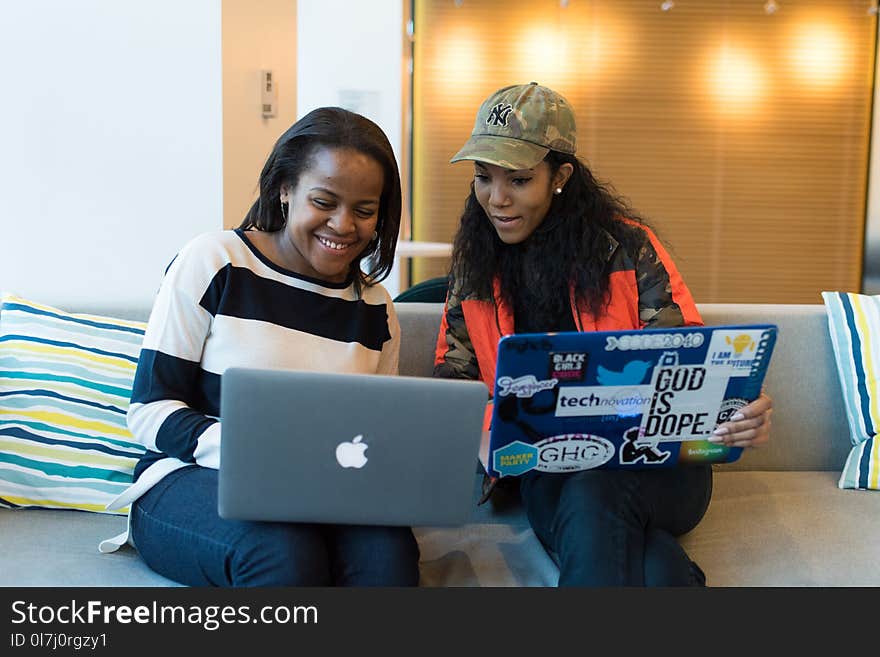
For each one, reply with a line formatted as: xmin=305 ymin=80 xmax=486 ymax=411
xmin=486 ymin=324 xmax=777 ymax=478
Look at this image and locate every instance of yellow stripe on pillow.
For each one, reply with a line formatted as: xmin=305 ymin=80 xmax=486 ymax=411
xmin=0 ymin=292 xmax=147 ymax=513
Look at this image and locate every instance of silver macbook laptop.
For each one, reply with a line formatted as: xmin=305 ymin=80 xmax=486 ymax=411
xmin=218 ymin=368 xmax=488 ymax=526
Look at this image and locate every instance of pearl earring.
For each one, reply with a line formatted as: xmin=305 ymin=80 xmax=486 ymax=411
xmin=555 ymin=187 xmax=563 ymax=195
xmin=371 ymin=231 xmax=378 ymax=241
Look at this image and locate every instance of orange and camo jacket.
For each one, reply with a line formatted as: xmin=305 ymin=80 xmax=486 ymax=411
xmin=433 ymin=220 xmax=704 ymax=431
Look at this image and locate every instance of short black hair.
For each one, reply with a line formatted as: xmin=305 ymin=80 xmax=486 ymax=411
xmin=240 ymin=107 xmax=402 ymax=289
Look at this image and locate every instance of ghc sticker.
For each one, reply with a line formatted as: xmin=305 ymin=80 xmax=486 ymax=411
xmin=494 ymin=441 xmax=539 ymax=477
xmin=533 ymin=434 xmax=615 ymax=472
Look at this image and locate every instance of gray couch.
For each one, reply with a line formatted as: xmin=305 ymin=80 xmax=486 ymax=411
xmin=3 ymin=302 xmax=879 ymax=586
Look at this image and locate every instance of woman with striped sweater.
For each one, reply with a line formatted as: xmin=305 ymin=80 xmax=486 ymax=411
xmin=110 ymin=108 xmax=419 ymax=586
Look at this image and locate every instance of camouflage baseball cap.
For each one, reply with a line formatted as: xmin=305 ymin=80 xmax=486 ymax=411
xmin=450 ymin=82 xmax=577 ymax=170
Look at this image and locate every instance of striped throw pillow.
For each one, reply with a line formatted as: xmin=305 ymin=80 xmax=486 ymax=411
xmin=822 ymin=291 xmax=880 ymax=490
xmin=0 ymin=293 xmax=147 ymax=513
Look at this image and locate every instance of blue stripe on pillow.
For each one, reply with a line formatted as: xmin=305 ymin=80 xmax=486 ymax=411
xmin=0 ymin=466 xmax=129 ymax=494
xmin=0 ymin=427 xmax=142 ymax=459
xmin=2 ymin=396 xmax=127 ymax=427
xmin=0 ymin=452 xmax=135 ymax=482
xmin=0 ymin=357 xmax=137 ymax=388
xmin=0 ymin=293 xmax=147 ymax=513
xmin=0 ymin=335 xmax=140 ymax=363
xmin=0 ymin=389 xmax=127 ymax=415
xmin=0 ymin=370 xmax=132 ymax=398
xmin=1 ymin=313 xmax=145 ymax=347
xmin=822 ymin=291 xmax=880 ymax=491
xmin=2 ymin=421 xmax=143 ymax=449
xmin=824 ymin=293 xmax=861 ymax=445
xmin=0 ymin=302 xmax=146 ymax=336
xmin=839 ymin=293 xmax=875 ymax=438
xmin=859 ymin=440 xmax=869 ymax=489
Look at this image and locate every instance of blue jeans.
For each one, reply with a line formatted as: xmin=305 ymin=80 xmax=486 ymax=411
xmin=130 ymin=466 xmax=420 ymax=587
xmin=520 ymin=465 xmax=712 ymax=586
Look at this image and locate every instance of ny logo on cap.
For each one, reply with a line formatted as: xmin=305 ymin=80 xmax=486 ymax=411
xmin=486 ymin=102 xmax=513 ymax=127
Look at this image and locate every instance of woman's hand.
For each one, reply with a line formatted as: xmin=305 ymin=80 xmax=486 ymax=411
xmin=709 ymin=391 xmax=773 ymax=448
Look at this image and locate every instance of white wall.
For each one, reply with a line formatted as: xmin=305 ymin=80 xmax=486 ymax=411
xmin=296 ymin=0 xmax=407 ymax=296
xmin=296 ymin=0 xmax=402 ymax=160
xmin=0 ymin=0 xmax=223 ymax=311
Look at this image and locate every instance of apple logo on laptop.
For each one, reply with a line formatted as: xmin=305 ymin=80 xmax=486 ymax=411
xmin=335 ymin=434 xmax=368 ymax=469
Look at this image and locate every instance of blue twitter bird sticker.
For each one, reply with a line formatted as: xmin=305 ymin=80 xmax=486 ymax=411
xmin=596 ymin=360 xmax=652 ymax=386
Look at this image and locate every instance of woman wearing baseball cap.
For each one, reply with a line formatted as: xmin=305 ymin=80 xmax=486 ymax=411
xmin=433 ymin=83 xmax=773 ymax=586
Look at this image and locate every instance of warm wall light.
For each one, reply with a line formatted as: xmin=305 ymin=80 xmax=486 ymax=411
xmin=530 ymin=8 xmax=630 ymax=87
xmin=708 ymin=44 xmax=765 ymax=116
xmin=434 ymin=28 xmax=486 ymax=95
xmin=515 ymin=26 xmax=570 ymax=84
xmin=788 ymin=22 xmax=848 ymax=89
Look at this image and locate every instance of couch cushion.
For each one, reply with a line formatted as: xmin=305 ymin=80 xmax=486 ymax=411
xmin=821 ymin=292 xmax=880 ymax=489
xmin=6 ymin=471 xmax=877 ymax=587
xmin=422 ymin=469 xmax=880 ymax=587
xmin=0 ymin=474 xmax=554 ymax=588
xmin=396 ymin=302 xmax=445 ymax=378
xmin=415 ymin=473 xmax=557 ymax=587
xmin=680 ymin=470 xmax=880 ymax=586
xmin=0 ymin=508 xmax=180 ymax=586
xmin=0 ymin=293 xmax=146 ymax=513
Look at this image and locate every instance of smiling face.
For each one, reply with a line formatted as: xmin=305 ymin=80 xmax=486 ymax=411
xmin=278 ymin=146 xmax=384 ymax=284
xmin=472 ymin=160 xmax=572 ymax=245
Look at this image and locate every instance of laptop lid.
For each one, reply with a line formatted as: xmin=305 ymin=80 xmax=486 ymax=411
xmin=218 ymin=368 xmax=487 ymax=526
xmin=487 ymin=324 xmax=777 ymax=478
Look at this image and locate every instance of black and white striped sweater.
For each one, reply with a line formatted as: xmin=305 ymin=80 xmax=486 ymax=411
xmin=121 ymin=228 xmax=399 ymax=503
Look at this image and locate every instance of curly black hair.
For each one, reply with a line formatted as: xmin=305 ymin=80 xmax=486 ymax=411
xmin=449 ymin=151 xmax=650 ymax=330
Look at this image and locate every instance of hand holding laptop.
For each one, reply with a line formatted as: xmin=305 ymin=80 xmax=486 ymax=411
xmin=709 ymin=390 xmax=773 ymax=448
